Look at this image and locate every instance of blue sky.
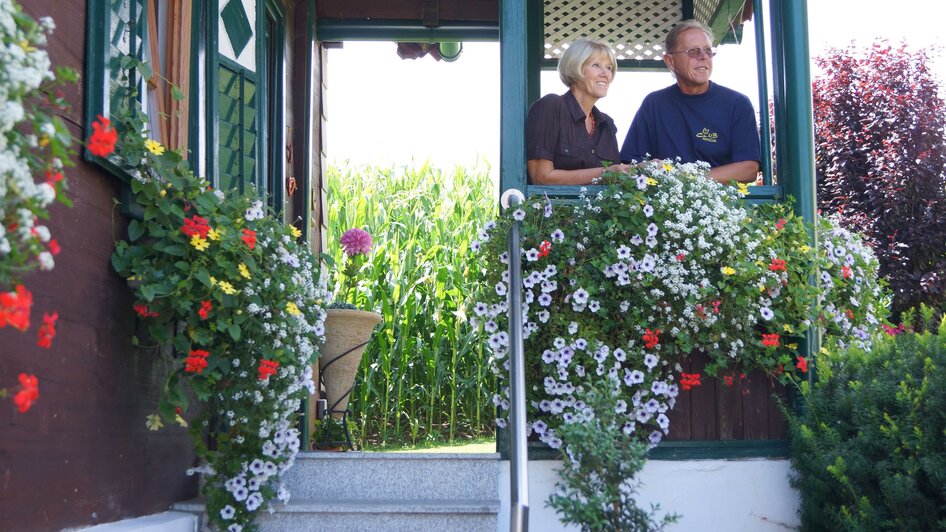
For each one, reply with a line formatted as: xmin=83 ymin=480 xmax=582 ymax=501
xmin=325 ymin=1 xmax=945 ymax=175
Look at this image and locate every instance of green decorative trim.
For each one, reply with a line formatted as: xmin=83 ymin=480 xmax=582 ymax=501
xmin=83 ymin=0 xmax=146 ymax=183
xmin=315 ymin=19 xmax=498 ymax=42
xmin=222 ymin=0 xmax=254 ymax=58
xmin=499 ymin=0 xmax=529 ymax=195
xmin=707 ymin=0 xmax=749 ymax=45
xmin=260 ymin=0 xmax=286 ymax=213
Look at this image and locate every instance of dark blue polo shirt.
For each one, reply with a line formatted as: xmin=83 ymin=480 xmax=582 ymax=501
xmin=619 ymin=82 xmax=761 ymax=167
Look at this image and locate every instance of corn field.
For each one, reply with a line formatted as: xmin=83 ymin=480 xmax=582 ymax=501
xmin=325 ymin=162 xmax=497 ymax=447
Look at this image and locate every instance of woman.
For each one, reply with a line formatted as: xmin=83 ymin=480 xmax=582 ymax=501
xmin=526 ymin=39 xmax=629 ymax=185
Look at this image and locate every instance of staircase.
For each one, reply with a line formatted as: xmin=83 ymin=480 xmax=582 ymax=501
xmin=175 ymin=451 xmax=501 ymax=531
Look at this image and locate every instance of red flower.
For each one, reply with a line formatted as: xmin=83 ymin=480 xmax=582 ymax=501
xmin=845 ymin=308 xmax=855 ymax=320
xmin=711 ymin=300 xmax=722 ymax=314
xmin=198 ymin=300 xmax=212 ymax=320
xmin=48 ymin=239 xmax=61 ymax=255
xmin=45 ymin=170 xmax=64 ymax=185
xmin=796 ymin=356 xmax=808 ymax=373
xmin=723 ymin=374 xmax=734 ymax=387
xmin=133 ymin=303 xmax=158 ymax=318
xmin=642 ymin=329 xmax=661 ymax=349
xmin=180 ymin=215 xmax=211 ymax=239
xmin=13 ymin=373 xmax=39 ymax=413
xmin=841 ymin=265 xmax=852 ymax=279
xmin=680 ymin=372 xmax=702 ymax=391
xmin=775 ymin=218 xmax=787 ymax=230
xmin=175 ymin=406 xmax=183 ymax=415
xmin=258 ymin=359 xmax=280 ymax=380
xmin=184 ymin=349 xmax=210 ymax=374
xmin=538 ymin=240 xmax=552 ymax=258
xmin=769 ymin=258 xmax=787 ymax=272
xmin=0 ymin=285 xmax=33 ymax=331
xmin=695 ymin=304 xmax=707 ymax=319
xmin=241 ymin=228 xmax=257 ymax=250
xmin=882 ymin=323 xmax=905 ymax=336
xmin=36 ymin=312 xmax=58 ymax=349
xmin=87 ymin=115 xmax=118 ymax=157
xmin=762 ymin=333 xmax=781 ymax=347
xmin=675 ymin=253 xmax=686 ymax=262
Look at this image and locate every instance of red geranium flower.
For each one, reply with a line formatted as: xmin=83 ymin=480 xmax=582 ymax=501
xmin=180 ymin=215 xmax=211 ymax=239
xmin=538 ymin=240 xmax=552 ymax=258
xmin=675 ymin=252 xmax=686 ymax=262
xmin=775 ymin=218 xmax=787 ymax=230
xmin=841 ymin=265 xmax=852 ymax=279
xmin=87 ymin=115 xmax=118 ymax=157
xmin=680 ymin=372 xmax=702 ymax=391
xmin=762 ymin=333 xmax=780 ymax=347
xmin=13 ymin=373 xmax=39 ymax=413
xmin=258 ymin=359 xmax=280 ymax=380
xmin=48 ymin=239 xmax=61 ymax=255
xmin=796 ymin=356 xmax=808 ymax=373
xmin=198 ymin=300 xmax=212 ymax=320
xmin=133 ymin=303 xmax=158 ymax=318
xmin=45 ymin=170 xmax=64 ymax=185
xmin=184 ymin=349 xmax=210 ymax=374
xmin=769 ymin=258 xmax=787 ymax=272
xmin=0 ymin=285 xmax=33 ymax=331
xmin=241 ymin=228 xmax=257 ymax=250
xmin=643 ymin=328 xmax=661 ymax=349
xmin=36 ymin=312 xmax=58 ymax=349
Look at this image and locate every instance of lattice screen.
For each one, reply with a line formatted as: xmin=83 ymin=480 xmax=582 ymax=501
xmin=543 ymin=0 xmax=721 ymax=61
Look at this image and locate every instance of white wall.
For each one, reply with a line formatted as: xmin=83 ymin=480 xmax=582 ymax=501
xmin=498 ymin=459 xmax=800 ymax=532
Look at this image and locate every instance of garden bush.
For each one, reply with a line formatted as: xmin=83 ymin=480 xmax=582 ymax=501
xmin=813 ymin=41 xmax=946 ymax=320
xmin=787 ymin=308 xmax=946 ymax=530
xmin=325 ymin=162 xmax=496 ymax=447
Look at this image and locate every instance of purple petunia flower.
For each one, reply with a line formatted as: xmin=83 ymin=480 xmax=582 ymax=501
xmin=340 ymin=227 xmax=372 ymax=256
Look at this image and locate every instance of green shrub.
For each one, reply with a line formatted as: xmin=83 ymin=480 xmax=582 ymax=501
xmin=325 ymin=162 xmax=496 ymax=446
xmin=787 ymin=311 xmax=946 ymax=530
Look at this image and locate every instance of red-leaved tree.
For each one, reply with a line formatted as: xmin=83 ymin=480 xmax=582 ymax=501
xmin=813 ymin=41 xmax=946 ymax=318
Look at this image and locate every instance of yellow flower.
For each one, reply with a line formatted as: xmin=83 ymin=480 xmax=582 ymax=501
xmin=190 ymin=235 xmax=210 ymax=251
xmin=146 ymin=414 xmax=164 ymax=431
xmin=721 ymin=266 xmax=736 ymax=276
xmin=218 ymin=281 xmax=237 ymax=295
xmin=787 ymin=343 xmax=798 ymax=350
xmin=159 ymin=189 xmax=167 ymax=198
xmin=19 ymin=40 xmax=37 ymax=53
xmin=238 ymin=263 xmax=251 ymax=279
xmin=759 ymin=285 xmax=766 ymax=292
xmin=286 ymin=301 xmax=302 ymax=316
xmin=289 ymin=225 xmax=302 ymax=238
xmin=207 ymin=227 xmax=221 ymax=241
xmin=209 ymin=276 xmax=218 ymax=286
xmin=736 ymin=182 xmax=750 ymax=196
xmin=783 ymin=324 xmax=794 ymax=333
xmin=646 ymin=177 xmax=658 ymax=186
xmin=38 ymin=135 xmax=50 ymax=147
xmin=799 ymin=245 xmax=811 ymax=253
xmin=174 ymin=414 xmax=188 ymax=428
xmin=144 ymin=139 xmax=165 ymax=155
xmin=662 ymin=163 xmax=673 ymax=172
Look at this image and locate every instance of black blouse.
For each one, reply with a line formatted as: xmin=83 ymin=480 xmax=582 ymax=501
xmin=525 ymin=91 xmax=620 ymax=180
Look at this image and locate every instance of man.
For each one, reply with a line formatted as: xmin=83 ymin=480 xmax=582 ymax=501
xmin=620 ymin=20 xmax=761 ymax=184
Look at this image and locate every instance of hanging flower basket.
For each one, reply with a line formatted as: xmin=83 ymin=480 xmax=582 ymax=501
xmin=318 ymin=308 xmax=382 ymax=420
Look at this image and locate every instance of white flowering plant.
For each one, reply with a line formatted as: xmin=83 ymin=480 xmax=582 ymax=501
xmin=0 ymin=1 xmax=75 ymax=288
xmin=109 ymin=90 xmax=326 ymax=530
xmin=472 ymin=161 xmax=888 ymax=453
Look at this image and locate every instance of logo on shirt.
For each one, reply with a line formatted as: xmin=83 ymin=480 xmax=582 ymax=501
xmin=696 ymin=128 xmax=718 ymax=143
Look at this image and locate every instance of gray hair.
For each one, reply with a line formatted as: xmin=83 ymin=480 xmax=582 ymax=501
xmin=664 ymin=19 xmax=714 ymax=53
xmin=557 ymin=38 xmax=617 ymax=87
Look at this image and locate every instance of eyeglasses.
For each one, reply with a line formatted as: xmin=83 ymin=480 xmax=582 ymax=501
xmin=667 ymin=47 xmax=717 ymax=58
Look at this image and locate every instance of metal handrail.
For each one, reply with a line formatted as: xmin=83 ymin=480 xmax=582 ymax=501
xmin=500 ymin=188 xmax=529 ymax=532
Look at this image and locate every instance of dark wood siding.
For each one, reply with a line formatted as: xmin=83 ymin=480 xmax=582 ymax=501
xmin=0 ymin=2 xmax=197 ymax=530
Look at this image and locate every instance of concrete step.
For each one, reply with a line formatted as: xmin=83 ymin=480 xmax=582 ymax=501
xmin=282 ymin=451 xmax=501 ymax=501
xmin=173 ymin=452 xmax=501 ymax=531
xmin=176 ymin=497 xmax=498 ymax=532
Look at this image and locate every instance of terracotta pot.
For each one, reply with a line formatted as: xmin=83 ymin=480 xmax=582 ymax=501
xmin=317 ymin=308 xmax=382 ymax=420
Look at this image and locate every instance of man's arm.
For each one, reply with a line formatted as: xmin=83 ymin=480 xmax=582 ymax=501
xmin=709 ymin=160 xmax=759 ymax=184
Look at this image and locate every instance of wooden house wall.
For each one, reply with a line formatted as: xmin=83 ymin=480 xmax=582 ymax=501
xmin=1 ymin=0 xmax=323 ymax=529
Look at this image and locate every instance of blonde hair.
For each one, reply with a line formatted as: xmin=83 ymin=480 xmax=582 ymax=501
xmin=558 ymin=39 xmax=617 ymax=87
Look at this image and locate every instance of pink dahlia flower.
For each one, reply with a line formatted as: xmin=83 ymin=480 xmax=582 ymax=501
xmin=340 ymin=228 xmax=372 ymax=256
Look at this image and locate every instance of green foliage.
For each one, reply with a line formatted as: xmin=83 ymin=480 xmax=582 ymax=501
xmin=548 ymin=380 xmax=678 ymax=531
xmin=786 ymin=313 xmax=946 ymax=530
xmin=325 ymin=162 xmax=496 ymax=446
